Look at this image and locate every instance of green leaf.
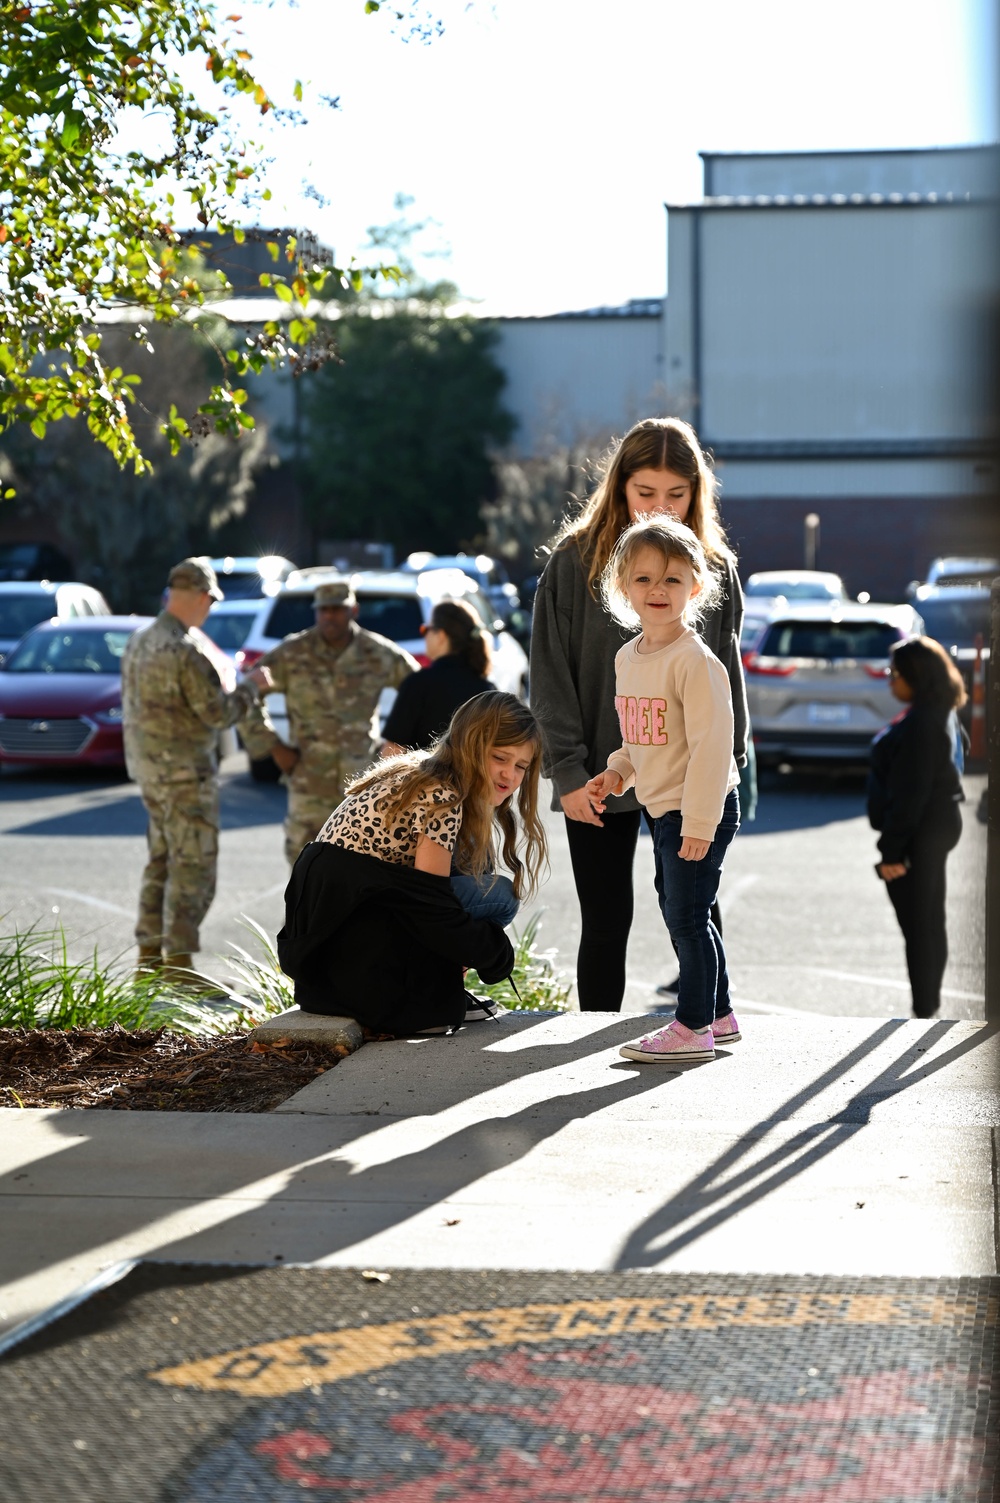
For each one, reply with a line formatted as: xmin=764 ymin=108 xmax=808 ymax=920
xmin=30 ymin=416 xmax=47 ymax=440
xmin=293 ymin=80 xmax=303 ymax=103
xmin=272 ymin=280 xmax=294 ymax=303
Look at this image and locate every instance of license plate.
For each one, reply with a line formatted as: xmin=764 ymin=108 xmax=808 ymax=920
xmin=807 ymin=702 xmax=851 ymax=724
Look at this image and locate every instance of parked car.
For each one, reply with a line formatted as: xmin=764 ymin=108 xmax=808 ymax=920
xmin=922 ymin=556 xmax=1000 ymax=589
xmin=207 ymin=555 xmax=297 ymax=600
xmin=743 ymin=571 xmax=850 ymax=643
xmin=236 ymin=567 xmax=530 ymax=779
xmin=909 ymin=581 xmax=991 ymax=719
xmin=200 ymin=597 xmax=267 ymax=665
xmin=0 ymin=616 xmax=236 ymax=770
xmin=403 ymin=552 xmax=520 ymax=623
xmin=0 ymin=542 xmax=75 ymax=582
xmin=0 ymin=581 xmax=112 ymax=665
xmin=744 ymin=602 xmax=924 ymax=765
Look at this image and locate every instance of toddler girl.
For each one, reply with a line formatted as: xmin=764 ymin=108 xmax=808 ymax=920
xmin=585 ymin=516 xmax=741 ymax=1062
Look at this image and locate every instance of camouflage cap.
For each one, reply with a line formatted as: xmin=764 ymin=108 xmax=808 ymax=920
xmin=313 ymin=580 xmax=357 ymax=609
xmin=168 ymin=556 xmax=223 ymax=600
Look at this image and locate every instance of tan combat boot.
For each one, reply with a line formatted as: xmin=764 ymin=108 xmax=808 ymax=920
xmin=135 ymin=944 xmax=163 ymax=980
xmin=161 ymin=954 xmax=228 ymax=997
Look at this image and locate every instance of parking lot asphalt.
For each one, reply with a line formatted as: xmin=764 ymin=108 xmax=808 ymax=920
xmin=0 ymin=755 xmax=987 ymax=1020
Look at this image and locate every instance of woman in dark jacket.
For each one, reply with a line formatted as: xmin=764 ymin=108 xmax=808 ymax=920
xmin=382 ymin=598 xmax=497 ymax=754
xmin=868 ymin=636 xmax=966 ymax=1018
xmin=529 ymin=417 xmax=749 ymax=1011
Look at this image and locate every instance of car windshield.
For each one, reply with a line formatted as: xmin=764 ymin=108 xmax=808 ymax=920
xmin=760 ymin=621 xmax=902 ymax=659
xmin=356 ymin=596 xmax=423 ymax=640
xmin=4 ymin=627 xmax=134 ymax=673
xmin=917 ymin=596 xmax=990 ymax=649
xmin=264 ymin=594 xmax=424 ymax=643
xmin=202 ymin=611 xmax=256 ymax=651
xmin=0 ymin=595 xmax=57 ymax=638
xmin=264 ymin=596 xmax=315 ymax=639
xmin=216 ymin=572 xmax=267 ymax=599
xmin=746 ymin=579 xmax=840 ymax=600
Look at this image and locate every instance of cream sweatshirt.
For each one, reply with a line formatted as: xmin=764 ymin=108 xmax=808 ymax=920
xmin=606 ymin=627 xmax=739 ymax=839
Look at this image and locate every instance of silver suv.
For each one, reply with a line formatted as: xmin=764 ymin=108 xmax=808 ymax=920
xmin=745 ymin=602 xmax=923 ymax=764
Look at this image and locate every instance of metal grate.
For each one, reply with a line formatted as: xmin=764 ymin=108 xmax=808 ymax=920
xmin=0 ymin=717 xmax=93 ymax=755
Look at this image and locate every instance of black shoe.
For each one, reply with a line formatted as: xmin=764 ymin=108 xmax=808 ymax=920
xmin=464 ymin=990 xmax=507 ymax=1022
xmin=655 ymin=977 xmax=680 ymax=997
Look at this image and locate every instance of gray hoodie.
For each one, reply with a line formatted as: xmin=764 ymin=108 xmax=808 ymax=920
xmin=529 ymin=542 xmax=748 ymax=813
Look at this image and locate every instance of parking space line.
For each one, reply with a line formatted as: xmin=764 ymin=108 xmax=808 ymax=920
xmin=41 ymin=887 xmax=134 ymax=918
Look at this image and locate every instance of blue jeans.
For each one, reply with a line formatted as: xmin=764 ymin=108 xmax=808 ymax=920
xmin=451 ymin=871 xmax=519 ymax=929
xmin=651 ymin=789 xmax=740 ymax=1031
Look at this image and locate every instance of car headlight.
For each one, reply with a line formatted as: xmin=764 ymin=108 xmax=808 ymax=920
xmin=94 ymin=706 xmax=123 ymax=725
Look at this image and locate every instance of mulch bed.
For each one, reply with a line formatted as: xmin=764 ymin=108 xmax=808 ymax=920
xmin=0 ymin=1025 xmax=355 ymax=1112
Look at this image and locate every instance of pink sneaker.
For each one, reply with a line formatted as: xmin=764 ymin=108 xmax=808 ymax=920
xmin=712 ymin=1011 xmax=742 ymax=1044
xmin=619 ymin=1019 xmax=715 ymax=1064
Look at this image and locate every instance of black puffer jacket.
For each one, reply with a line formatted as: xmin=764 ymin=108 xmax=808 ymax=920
xmin=867 ymin=705 xmax=964 ymax=863
xmin=278 ymin=842 xmax=515 ymax=1034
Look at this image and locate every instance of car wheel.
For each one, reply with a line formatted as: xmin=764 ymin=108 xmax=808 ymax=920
xmin=249 ymin=755 xmax=282 ymax=784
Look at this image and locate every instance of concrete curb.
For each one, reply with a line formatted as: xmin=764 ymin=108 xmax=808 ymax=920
xmin=251 ymin=1007 xmax=365 ymax=1054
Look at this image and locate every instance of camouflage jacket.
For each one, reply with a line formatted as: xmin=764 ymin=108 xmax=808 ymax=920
xmin=122 ymin=611 xmax=274 ymax=785
xmin=259 ymin=622 xmax=418 ymax=775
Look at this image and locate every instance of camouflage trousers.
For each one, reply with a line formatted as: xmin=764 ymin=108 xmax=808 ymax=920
xmin=282 ymin=757 xmax=372 ymax=865
xmin=284 ymin=783 xmax=346 ymax=866
xmin=136 ymin=777 xmax=220 ymax=956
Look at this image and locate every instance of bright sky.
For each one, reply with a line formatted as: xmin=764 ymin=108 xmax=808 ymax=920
xmin=221 ymin=0 xmax=995 ymax=315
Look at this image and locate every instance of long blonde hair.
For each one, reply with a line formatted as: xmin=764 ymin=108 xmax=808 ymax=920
xmin=347 ymin=691 xmax=547 ymax=901
xmin=551 ymin=416 xmax=731 ymax=594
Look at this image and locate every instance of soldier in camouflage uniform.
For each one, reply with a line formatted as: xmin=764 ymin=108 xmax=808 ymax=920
xmin=122 ymin=557 xmax=276 ymax=981
xmin=255 ymin=579 xmax=419 ymax=864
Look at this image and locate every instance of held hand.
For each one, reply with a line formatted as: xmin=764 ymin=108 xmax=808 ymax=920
xmin=582 ymin=769 xmax=624 ymax=817
xmin=678 ymin=836 xmax=711 ymax=862
xmin=246 ymin=665 xmax=274 ymax=693
xmin=560 ymin=786 xmax=606 ymax=827
xmin=879 ymin=862 xmax=908 ymax=882
xmin=270 ymin=743 xmax=300 ymax=776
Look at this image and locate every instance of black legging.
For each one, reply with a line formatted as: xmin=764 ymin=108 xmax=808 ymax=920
xmin=885 ymin=811 xmax=962 ymax=1018
xmin=565 ymin=809 xmax=724 ymax=1011
xmin=565 ymin=810 xmax=645 ymax=1011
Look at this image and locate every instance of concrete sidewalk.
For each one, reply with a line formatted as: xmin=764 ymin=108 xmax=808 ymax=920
xmin=2 ymin=1012 xmax=998 ymax=1342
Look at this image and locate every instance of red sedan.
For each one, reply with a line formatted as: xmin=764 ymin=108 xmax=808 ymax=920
xmin=0 ymin=616 xmax=236 ymax=769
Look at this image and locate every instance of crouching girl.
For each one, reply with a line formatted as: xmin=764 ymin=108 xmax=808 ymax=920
xmin=278 ymin=692 xmax=547 ymax=1036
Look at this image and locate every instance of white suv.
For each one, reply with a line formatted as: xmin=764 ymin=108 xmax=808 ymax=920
xmin=236 ymin=568 xmax=530 ymax=778
xmin=0 ymin=581 xmax=112 ymax=665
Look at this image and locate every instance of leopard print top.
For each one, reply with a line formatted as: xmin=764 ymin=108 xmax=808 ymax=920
xmin=316 ymin=769 xmax=463 ymax=868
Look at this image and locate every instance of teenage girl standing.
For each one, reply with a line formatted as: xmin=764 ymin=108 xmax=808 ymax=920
xmin=867 ymin=636 xmax=966 ymax=1018
xmin=585 ymin=516 xmax=741 ymax=1063
xmin=529 ymin=417 xmax=748 ymax=1011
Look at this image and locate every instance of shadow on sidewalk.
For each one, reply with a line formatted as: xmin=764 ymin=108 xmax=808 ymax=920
xmin=613 ymin=1018 xmax=999 ymax=1268
xmin=4 ymin=1016 xmax=996 ymax=1324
